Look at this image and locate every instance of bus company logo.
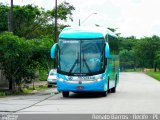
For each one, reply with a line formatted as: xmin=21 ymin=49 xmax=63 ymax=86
xmin=63 ymin=41 xmax=79 ymax=43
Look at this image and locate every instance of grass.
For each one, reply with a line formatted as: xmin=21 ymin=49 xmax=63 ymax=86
xmin=21 ymin=84 xmax=48 ymax=94
xmin=146 ymin=71 xmax=160 ymax=81
xmin=123 ymin=68 xmax=160 ymax=82
xmin=123 ymin=68 xmax=142 ymax=72
xmin=0 ymin=84 xmax=48 ymax=97
xmin=0 ymin=91 xmax=23 ymax=97
xmin=39 ymin=69 xmax=48 ymax=81
xmin=23 ymin=84 xmax=48 ymax=93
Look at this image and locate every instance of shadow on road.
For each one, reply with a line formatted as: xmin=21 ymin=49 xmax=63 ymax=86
xmin=64 ymin=92 xmax=110 ymax=99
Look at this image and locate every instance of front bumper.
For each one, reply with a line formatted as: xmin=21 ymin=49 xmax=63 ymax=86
xmin=57 ymin=80 xmax=106 ymax=92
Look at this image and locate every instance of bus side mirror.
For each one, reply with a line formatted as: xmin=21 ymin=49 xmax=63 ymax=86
xmin=105 ymin=42 xmax=110 ymax=58
xmin=51 ymin=43 xmax=57 ymax=59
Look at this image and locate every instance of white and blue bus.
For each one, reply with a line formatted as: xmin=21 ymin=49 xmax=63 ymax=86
xmin=51 ymin=27 xmax=119 ymax=97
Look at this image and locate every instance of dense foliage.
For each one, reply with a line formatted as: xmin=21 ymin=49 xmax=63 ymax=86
xmin=119 ymin=36 xmax=160 ymax=71
xmin=0 ymin=2 xmax=75 ymax=39
xmin=0 ymin=32 xmax=53 ymax=90
xmin=0 ymin=2 xmax=75 ymax=91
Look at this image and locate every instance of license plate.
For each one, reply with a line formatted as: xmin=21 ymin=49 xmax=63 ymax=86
xmin=76 ymin=86 xmax=84 ymax=90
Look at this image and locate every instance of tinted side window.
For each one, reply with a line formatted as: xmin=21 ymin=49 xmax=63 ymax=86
xmin=108 ymin=35 xmax=119 ymax=55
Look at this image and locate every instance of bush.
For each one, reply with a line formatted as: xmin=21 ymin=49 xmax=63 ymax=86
xmin=0 ymin=32 xmax=54 ymax=91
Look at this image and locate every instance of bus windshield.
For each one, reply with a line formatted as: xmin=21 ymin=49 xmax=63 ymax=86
xmin=58 ymin=39 xmax=105 ymax=76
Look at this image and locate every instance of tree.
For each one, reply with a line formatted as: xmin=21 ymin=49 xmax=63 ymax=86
xmin=48 ymin=1 xmax=75 ymax=21
xmin=134 ymin=36 xmax=160 ymax=71
xmin=0 ymin=3 xmax=9 ymax=32
xmin=118 ymin=36 xmax=138 ymax=70
xmin=0 ymin=2 xmax=75 ymax=39
xmin=0 ymin=32 xmax=27 ymax=90
xmin=119 ymin=49 xmax=136 ymax=71
xmin=119 ymin=37 xmax=137 ymax=51
xmin=0 ymin=2 xmax=75 ymax=91
xmin=0 ymin=32 xmax=53 ymax=91
xmin=155 ymin=51 xmax=160 ymax=70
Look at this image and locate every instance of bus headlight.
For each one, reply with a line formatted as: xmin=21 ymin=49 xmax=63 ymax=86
xmin=96 ymin=77 xmax=103 ymax=82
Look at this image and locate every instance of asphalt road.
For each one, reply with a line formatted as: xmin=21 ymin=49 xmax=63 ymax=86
xmin=1 ymin=72 xmax=160 ymax=114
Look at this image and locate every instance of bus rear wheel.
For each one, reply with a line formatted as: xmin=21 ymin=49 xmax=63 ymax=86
xmin=62 ymin=92 xmax=69 ymax=97
xmin=110 ymin=87 xmax=116 ymax=93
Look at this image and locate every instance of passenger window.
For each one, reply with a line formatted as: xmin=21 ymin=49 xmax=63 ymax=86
xmin=108 ymin=35 xmax=119 ymax=55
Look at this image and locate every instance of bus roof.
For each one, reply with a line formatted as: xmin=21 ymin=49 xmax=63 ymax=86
xmin=59 ymin=27 xmax=117 ymax=39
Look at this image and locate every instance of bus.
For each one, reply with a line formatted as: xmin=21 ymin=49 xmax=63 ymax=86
xmin=51 ymin=27 xmax=120 ymax=97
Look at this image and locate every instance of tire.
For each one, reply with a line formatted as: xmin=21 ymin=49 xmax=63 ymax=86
xmin=110 ymin=87 xmax=116 ymax=93
xmin=101 ymin=91 xmax=107 ymax=97
xmin=62 ymin=92 xmax=69 ymax=97
xmin=108 ymin=77 xmax=110 ymax=93
xmin=48 ymin=85 xmax=52 ymax=88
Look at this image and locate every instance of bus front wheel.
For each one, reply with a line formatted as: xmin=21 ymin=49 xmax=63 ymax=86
xmin=62 ymin=92 xmax=69 ymax=97
xmin=101 ymin=91 xmax=108 ymax=97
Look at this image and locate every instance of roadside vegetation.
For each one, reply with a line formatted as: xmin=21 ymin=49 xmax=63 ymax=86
xmin=122 ymin=68 xmax=142 ymax=72
xmin=0 ymin=2 xmax=75 ymax=92
xmin=0 ymin=84 xmax=48 ymax=97
xmin=118 ymin=35 xmax=160 ymax=81
xmin=119 ymin=36 xmax=160 ymax=72
xmin=146 ymin=71 xmax=160 ymax=81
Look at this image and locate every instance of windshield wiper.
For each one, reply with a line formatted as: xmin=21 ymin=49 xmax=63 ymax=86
xmin=68 ymin=52 xmax=79 ymax=75
xmin=82 ymin=52 xmax=91 ymax=73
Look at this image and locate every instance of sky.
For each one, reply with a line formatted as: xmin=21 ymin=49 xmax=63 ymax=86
xmin=1 ymin=0 xmax=160 ymax=38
